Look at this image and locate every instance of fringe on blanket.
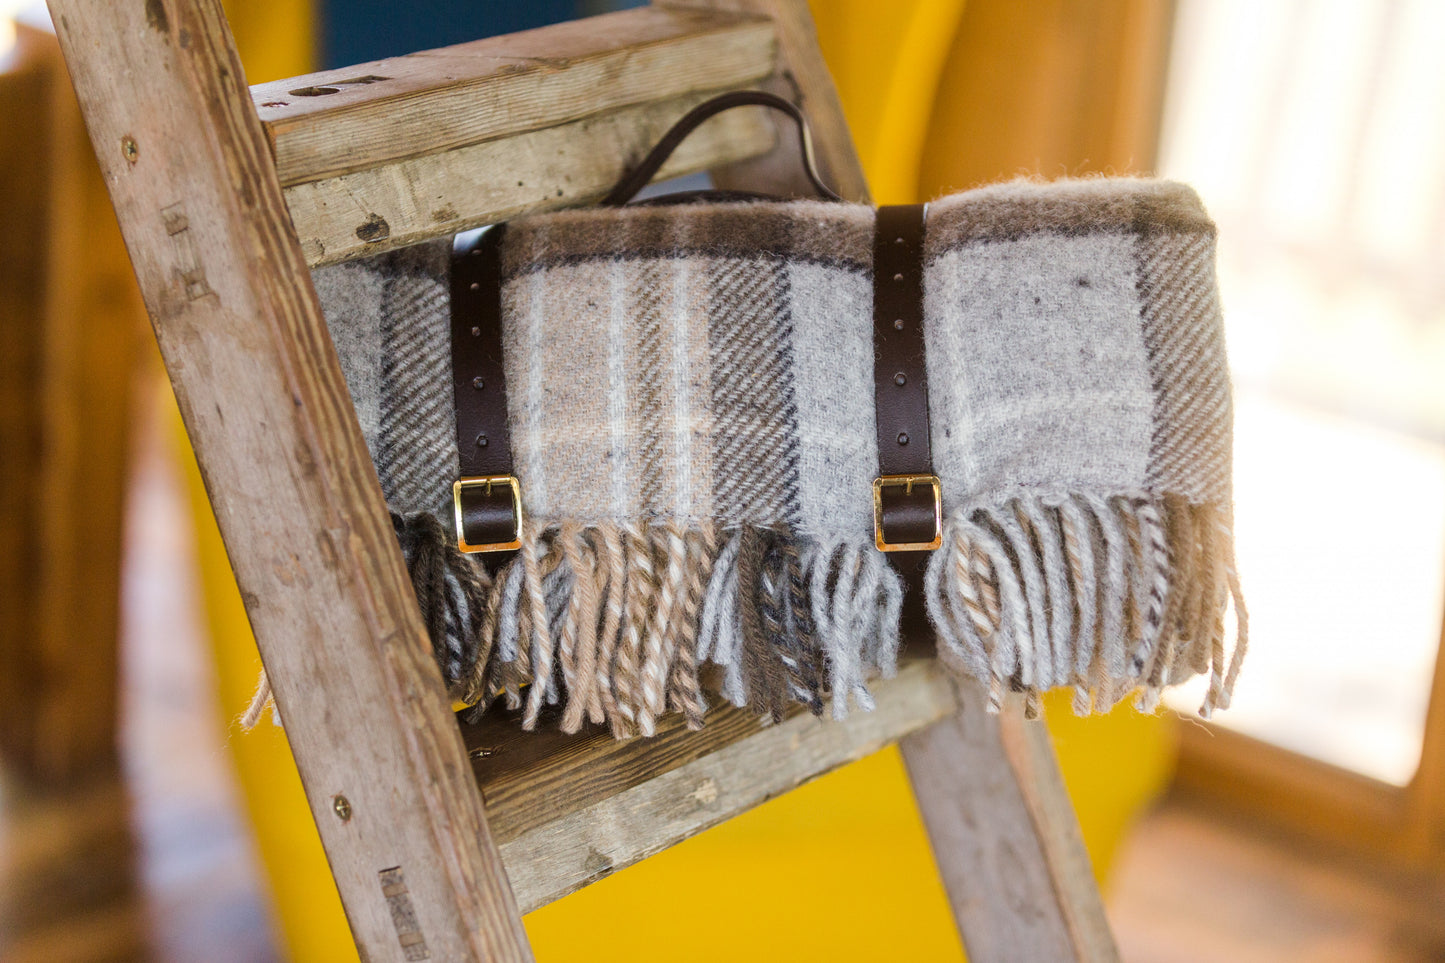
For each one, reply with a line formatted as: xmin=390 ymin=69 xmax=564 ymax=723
xmin=242 ymin=493 xmax=1246 ymax=736
xmin=390 ymin=514 xmax=904 ymax=738
xmin=924 ymin=492 xmax=1246 ymax=721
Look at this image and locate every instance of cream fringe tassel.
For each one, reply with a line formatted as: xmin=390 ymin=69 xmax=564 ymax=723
xmin=925 ymin=493 xmax=1246 ymax=720
xmin=243 ymin=493 xmax=1246 ymax=734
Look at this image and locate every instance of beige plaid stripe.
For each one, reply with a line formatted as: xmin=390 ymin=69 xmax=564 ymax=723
xmin=503 ymin=258 xmax=615 ymax=521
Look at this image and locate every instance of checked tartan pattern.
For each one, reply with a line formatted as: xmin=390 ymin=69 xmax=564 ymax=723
xmin=310 ymin=176 xmax=1246 ymax=725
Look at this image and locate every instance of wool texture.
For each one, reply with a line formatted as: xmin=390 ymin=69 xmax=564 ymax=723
xmin=310 ymin=177 xmax=1246 ymax=734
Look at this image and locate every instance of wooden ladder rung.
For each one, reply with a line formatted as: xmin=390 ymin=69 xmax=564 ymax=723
xmin=248 ymin=6 xmax=780 ymax=266
xmin=463 ymin=660 xmax=960 ymax=913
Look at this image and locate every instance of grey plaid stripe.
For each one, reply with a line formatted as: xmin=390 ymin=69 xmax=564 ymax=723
xmin=707 ymin=257 xmax=801 ymax=527
xmin=377 ymin=252 xmax=454 ymax=516
xmin=1136 ymin=228 xmax=1232 ymax=503
xmin=787 ymin=260 xmax=876 ymax=537
xmin=500 ymin=259 xmax=618 ymax=522
xmin=923 ymin=230 xmax=1154 ymax=501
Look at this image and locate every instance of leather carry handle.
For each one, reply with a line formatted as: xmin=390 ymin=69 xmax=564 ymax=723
xmin=601 ymin=90 xmax=843 ymax=206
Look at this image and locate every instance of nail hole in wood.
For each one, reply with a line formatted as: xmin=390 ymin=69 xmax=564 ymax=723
xmin=289 ymin=76 xmax=388 ymax=98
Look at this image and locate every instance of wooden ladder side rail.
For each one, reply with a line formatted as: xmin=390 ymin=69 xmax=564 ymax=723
xmin=46 ymin=1 xmax=531 ymax=959
xmin=51 ymin=0 xmax=1118 ymax=957
xmin=678 ymin=2 xmax=1118 ymax=956
xmin=902 ymin=686 xmax=1120 ymax=961
xmin=44 ymin=0 xmax=856 ymax=958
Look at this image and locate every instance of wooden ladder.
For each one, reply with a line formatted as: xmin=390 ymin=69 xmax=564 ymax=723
xmin=47 ymin=2 xmax=1119 ymax=959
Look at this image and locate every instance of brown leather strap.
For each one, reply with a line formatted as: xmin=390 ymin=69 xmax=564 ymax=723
xmin=451 ymin=227 xmax=521 ymax=556
xmin=872 ymin=204 xmax=941 ymax=553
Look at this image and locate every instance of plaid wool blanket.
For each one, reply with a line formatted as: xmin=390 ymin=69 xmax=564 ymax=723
xmin=313 ymin=177 xmax=1246 ymax=735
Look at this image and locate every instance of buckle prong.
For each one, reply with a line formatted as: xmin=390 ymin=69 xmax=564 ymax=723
xmin=453 ymin=475 xmax=523 ymax=553
xmin=872 ymin=473 xmax=943 ymax=552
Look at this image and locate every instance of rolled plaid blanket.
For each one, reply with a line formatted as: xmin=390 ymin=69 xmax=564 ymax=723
xmin=314 ymin=176 xmax=1246 ymax=735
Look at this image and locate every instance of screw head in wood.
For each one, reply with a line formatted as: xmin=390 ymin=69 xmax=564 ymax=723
xmin=121 ymin=136 xmax=139 ymax=163
xmin=333 ymin=794 xmax=352 ymax=822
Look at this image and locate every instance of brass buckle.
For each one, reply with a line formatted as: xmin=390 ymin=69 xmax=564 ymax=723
xmin=452 ymin=475 xmax=523 ymax=553
xmin=872 ymin=473 xmax=943 ymax=552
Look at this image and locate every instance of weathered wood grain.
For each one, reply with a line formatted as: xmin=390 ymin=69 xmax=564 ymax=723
xmin=998 ymin=704 xmax=1121 ymax=960
xmin=45 ymin=1 xmax=531 ymax=959
xmin=462 ymin=674 xmax=814 ymax=843
xmin=473 ymin=661 xmax=958 ymax=913
xmin=50 ymin=0 xmax=1123 ymax=956
xmin=286 ymin=89 xmax=775 ymax=266
xmin=899 ymin=684 xmax=1120 ymax=963
xmin=252 ymin=6 xmax=775 ymax=187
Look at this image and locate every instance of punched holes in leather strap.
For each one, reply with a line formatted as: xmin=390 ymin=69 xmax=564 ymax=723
xmin=872 ymin=204 xmax=941 ymax=552
xmin=451 ymin=227 xmax=522 ymax=555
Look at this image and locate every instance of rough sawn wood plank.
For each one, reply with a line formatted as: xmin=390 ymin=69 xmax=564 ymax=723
xmin=469 ymin=661 xmax=958 ymax=912
xmin=253 ymin=7 xmax=776 ymax=187
xmin=45 ymin=0 xmax=532 ymax=959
